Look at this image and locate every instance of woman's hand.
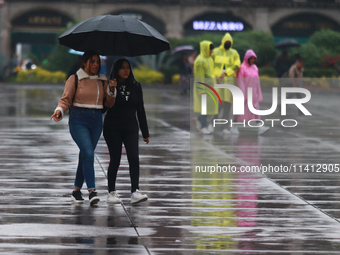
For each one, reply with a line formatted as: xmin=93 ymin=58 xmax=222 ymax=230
xmin=143 ymin=137 xmax=150 ymax=144
xmin=50 ymin=110 xmax=61 ymax=122
xmin=109 ymin=79 xmax=117 ymax=92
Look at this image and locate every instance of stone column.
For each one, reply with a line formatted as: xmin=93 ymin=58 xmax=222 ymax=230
xmin=0 ymin=4 xmax=11 ymax=77
xmin=255 ymin=8 xmax=271 ymax=33
xmin=163 ymin=5 xmax=183 ymax=38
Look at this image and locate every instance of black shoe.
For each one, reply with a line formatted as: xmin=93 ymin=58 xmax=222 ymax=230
xmin=89 ymin=191 xmax=100 ymax=205
xmin=71 ymin=190 xmax=84 ymax=203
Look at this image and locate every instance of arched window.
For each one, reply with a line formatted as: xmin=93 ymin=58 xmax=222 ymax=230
xmin=272 ymin=12 xmax=340 ymax=38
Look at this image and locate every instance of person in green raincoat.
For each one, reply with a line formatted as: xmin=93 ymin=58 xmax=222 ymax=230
xmin=212 ymin=33 xmax=241 ymax=134
xmin=193 ymin=41 xmax=218 ymax=135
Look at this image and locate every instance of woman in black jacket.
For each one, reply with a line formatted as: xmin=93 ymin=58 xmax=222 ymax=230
xmin=103 ymin=58 xmax=149 ymax=204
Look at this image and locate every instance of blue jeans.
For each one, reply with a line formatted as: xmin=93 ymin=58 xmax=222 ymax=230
xmin=69 ymin=107 xmax=102 ymax=191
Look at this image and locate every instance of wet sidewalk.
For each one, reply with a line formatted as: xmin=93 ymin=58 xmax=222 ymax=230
xmin=0 ymin=84 xmax=340 ymax=254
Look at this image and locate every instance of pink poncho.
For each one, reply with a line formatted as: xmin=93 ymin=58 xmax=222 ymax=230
xmin=236 ymin=49 xmax=263 ymax=122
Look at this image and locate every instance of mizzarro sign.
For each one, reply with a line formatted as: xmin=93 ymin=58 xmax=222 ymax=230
xmin=193 ymin=21 xmax=244 ymax=31
xmin=198 ymin=83 xmax=311 ymax=128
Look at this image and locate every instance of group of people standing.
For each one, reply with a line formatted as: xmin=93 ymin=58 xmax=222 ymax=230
xmin=51 ymin=51 xmax=149 ymax=205
xmin=193 ymin=32 xmax=266 ymax=135
xmin=192 ymin=32 xmax=304 ymax=135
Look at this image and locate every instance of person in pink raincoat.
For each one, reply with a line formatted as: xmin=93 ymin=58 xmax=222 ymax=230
xmin=234 ymin=49 xmax=269 ymax=135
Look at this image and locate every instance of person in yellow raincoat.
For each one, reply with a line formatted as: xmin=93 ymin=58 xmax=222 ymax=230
xmin=212 ymin=33 xmax=241 ymax=134
xmin=193 ymin=41 xmax=218 ymax=135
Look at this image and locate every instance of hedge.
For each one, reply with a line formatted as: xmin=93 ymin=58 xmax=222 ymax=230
xmin=134 ymin=65 xmax=165 ymax=84
xmin=172 ymin=74 xmax=180 ymax=84
xmin=16 ymin=67 xmax=66 ymax=83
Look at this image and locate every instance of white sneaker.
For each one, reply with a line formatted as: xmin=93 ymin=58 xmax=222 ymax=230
xmin=259 ymin=126 xmax=270 ymax=135
xmin=107 ymin=191 xmax=122 ymax=204
xmin=201 ymin=127 xmax=211 ymax=135
xmin=194 ymin=118 xmax=202 ymax=132
xmin=131 ymin=190 xmax=148 ymax=204
xmin=222 ymin=128 xmax=230 ymax=135
xmin=230 ymin=126 xmax=239 ymax=135
xmin=208 ymin=124 xmax=214 ymax=133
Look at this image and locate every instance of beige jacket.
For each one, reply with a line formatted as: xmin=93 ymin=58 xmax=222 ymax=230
xmin=55 ymin=68 xmax=116 ymax=119
xmin=289 ymin=64 xmax=303 ymax=87
xmin=289 ymin=64 xmax=303 ymax=79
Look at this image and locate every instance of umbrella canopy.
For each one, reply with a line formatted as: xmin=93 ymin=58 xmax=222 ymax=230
xmin=171 ymin=45 xmax=195 ymax=57
xmin=59 ymin=15 xmax=170 ymax=56
xmin=275 ymin=39 xmax=300 ymax=49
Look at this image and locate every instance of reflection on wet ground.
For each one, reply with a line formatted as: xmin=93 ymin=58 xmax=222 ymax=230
xmin=0 ymin=84 xmax=340 ymax=254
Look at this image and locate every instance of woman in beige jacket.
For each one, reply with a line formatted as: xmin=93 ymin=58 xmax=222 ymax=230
xmin=50 ymin=51 xmax=116 ymax=205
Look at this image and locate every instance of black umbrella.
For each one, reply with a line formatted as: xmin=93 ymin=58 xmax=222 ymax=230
xmin=275 ymin=39 xmax=300 ymax=49
xmin=59 ymin=15 xmax=170 ymax=56
xmin=171 ymin=45 xmax=195 ymax=58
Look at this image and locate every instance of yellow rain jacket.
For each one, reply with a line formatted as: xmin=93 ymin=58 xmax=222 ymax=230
xmin=212 ymin=33 xmax=241 ymax=103
xmin=193 ymin=41 xmax=218 ymax=115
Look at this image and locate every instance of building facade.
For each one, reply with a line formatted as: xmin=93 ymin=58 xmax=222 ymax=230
xmin=1 ymin=0 xmax=340 ymax=68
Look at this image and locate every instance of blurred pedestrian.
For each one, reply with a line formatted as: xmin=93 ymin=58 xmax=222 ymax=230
xmin=275 ymin=49 xmax=291 ymax=78
xmin=289 ymin=58 xmax=304 ymax=88
xmin=193 ymin=41 xmax=218 ymax=135
xmin=288 ymin=58 xmax=304 ymax=107
xmin=236 ymin=49 xmax=269 ymax=135
xmin=212 ymin=32 xmax=241 ymax=134
xmin=179 ymin=53 xmax=192 ymax=95
xmin=103 ymin=58 xmax=149 ymax=205
xmin=50 ymin=51 xmax=117 ymax=205
xmin=188 ymin=52 xmax=197 ymax=70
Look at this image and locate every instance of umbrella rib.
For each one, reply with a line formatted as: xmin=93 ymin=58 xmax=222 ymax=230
xmin=124 ymin=32 xmax=134 ymax=57
xmin=122 ymin=16 xmax=158 ymax=56
xmin=121 ymin=17 xmax=134 ymax=57
xmin=103 ymin=30 xmax=111 ymax=56
xmin=145 ymin=37 xmax=158 ymax=55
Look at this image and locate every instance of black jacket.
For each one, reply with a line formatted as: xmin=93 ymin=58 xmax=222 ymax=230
xmin=104 ymin=81 xmax=149 ymax=138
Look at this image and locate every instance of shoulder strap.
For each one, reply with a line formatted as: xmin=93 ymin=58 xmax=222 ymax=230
xmin=72 ymin=76 xmax=104 ymax=104
xmin=72 ymin=74 xmax=78 ymax=103
xmin=75 ymin=74 xmax=78 ymax=90
xmin=102 ymin=79 xmax=107 ymax=113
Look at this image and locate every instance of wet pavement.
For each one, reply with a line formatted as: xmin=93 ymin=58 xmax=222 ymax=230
xmin=0 ymin=83 xmax=340 ymax=254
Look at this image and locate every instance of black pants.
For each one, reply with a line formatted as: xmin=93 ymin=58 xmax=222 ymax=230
xmin=197 ymin=114 xmax=207 ymax=128
xmin=219 ymin=101 xmax=232 ymax=120
xmin=103 ymin=131 xmax=139 ymax=193
xmin=197 ymin=102 xmax=232 ymax=128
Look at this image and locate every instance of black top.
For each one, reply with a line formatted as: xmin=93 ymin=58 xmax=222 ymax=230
xmin=179 ymin=60 xmax=192 ymax=76
xmin=104 ymin=80 xmax=149 ymax=138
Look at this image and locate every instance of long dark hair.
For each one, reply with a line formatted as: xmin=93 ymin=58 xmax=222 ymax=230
xmin=110 ymin=58 xmax=136 ymax=84
xmin=81 ymin=50 xmax=101 ymax=75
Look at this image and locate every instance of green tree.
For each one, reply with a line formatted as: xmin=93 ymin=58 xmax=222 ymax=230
xmin=289 ymin=42 xmax=329 ymax=68
xmin=41 ymin=21 xmax=81 ymax=74
xmin=41 ymin=45 xmax=79 ymax=74
xmin=310 ymin=29 xmax=340 ymax=54
xmin=232 ymin=30 xmax=277 ymax=67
